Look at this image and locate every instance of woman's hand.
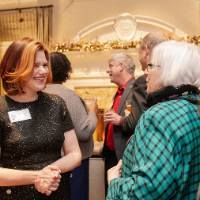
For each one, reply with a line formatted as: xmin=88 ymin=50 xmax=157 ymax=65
xmin=34 ymin=165 xmax=61 ymax=196
xmin=107 ymin=160 xmax=122 ymax=185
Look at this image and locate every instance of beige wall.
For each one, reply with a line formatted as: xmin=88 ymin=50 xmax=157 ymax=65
xmin=55 ymin=0 xmax=200 ymax=41
xmin=0 ymin=0 xmax=200 ymax=88
xmin=0 ymin=0 xmax=199 ymax=41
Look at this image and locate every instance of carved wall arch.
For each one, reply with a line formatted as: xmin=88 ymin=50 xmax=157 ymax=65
xmin=73 ymin=13 xmax=187 ymax=42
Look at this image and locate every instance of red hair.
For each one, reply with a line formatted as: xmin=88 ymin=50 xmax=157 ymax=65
xmin=0 ymin=38 xmax=52 ymax=95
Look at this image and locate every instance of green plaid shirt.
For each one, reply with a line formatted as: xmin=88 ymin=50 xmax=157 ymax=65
xmin=107 ymin=95 xmax=200 ymax=200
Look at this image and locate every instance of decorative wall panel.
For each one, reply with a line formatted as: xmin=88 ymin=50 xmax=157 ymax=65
xmin=75 ymin=86 xmax=116 ymax=110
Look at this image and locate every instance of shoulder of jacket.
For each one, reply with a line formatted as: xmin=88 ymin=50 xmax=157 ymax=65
xmin=145 ymin=99 xmax=189 ymax=119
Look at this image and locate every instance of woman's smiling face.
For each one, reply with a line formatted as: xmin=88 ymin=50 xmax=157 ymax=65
xmin=23 ymin=50 xmax=49 ymax=95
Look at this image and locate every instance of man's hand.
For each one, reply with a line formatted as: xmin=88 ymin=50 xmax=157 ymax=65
xmin=104 ymin=110 xmax=122 ymax=125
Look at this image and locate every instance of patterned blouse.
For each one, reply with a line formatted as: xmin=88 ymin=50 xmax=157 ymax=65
xmin=0 ymin=92 xmax=74 ymax=200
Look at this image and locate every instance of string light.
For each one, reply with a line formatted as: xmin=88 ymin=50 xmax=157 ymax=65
xmin=50 ymin=35 xmax=200 ymax=52
xmin=50 ymin=40 xmax=141 ymax=52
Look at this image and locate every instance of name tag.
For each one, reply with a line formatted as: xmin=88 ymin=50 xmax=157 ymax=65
xmin=8 ymin=108 xmax=31 ymax=123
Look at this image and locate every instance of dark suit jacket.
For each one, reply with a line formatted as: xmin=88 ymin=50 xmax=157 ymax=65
xmin=104 ymin=75 xmax=147 ymax=160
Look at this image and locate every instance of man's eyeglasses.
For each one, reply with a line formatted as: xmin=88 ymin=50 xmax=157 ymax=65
xmin=147 ymin=63 xmax=160 ymax=71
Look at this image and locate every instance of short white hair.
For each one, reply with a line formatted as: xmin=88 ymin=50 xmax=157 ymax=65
xmin=150 ymin=40 xmax=200 ymax=87
xmin=109 ymin=53 xmax=135 ymax=75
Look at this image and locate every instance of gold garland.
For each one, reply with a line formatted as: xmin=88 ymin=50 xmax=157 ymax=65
xmin=51 ymin=35 xmax=200 ymax=52
xmin=51 ymin=40 xmax=140 ymax=52
xmin=186 ymin=35 xmax=200 ymax=44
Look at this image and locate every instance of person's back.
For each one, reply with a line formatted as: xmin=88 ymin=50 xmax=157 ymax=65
xmin=45 ymin=84 xmax=97 ymax=158
xmin=44 ymin=52 xmax=97 ymax=200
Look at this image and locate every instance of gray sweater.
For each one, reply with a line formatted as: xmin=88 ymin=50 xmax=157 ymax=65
xmin=44 ymin=84 xmax=97 ymax=159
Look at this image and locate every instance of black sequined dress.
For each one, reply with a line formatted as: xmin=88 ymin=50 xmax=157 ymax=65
xmin=0 ymin=92 xmax=74 ymax=200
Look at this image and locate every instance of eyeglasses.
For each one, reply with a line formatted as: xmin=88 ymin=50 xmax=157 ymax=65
xmin=147 ymin=63 xmax=160 ymax=71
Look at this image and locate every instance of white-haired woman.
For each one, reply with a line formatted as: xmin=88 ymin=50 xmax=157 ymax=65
xmin=107 ymin=41 xmax=200 ymax=200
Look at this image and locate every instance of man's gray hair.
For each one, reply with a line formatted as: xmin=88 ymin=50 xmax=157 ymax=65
xmin=140 ymin=32 xmax=168 ymax=51
xmin=110 ymin=53 xmax=135 ymax=75
xmin=151 ymin=40 xmax=200 ymax=87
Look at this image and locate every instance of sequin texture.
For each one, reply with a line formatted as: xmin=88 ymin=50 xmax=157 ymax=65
xmin=0 ymin=92 xmax=74 ymax=200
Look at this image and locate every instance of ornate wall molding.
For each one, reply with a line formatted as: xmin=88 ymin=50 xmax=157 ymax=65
xmin=73 ymin=13 xmax=187 ymax=42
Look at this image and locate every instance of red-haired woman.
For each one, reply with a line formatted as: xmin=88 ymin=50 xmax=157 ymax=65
xmin=0 ymin=38 xmax=81 ymax=200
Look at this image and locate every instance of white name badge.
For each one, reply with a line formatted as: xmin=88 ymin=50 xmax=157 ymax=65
xmin=8 ymin=108 xmax=32 ymax=123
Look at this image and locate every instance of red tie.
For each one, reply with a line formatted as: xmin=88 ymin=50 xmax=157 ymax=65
xmin=106 ymin=87 xmax=124 ymax=150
